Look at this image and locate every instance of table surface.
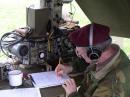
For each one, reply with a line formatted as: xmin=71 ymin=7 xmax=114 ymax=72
xmin=0 ymin=79 xmax=65 ymax=97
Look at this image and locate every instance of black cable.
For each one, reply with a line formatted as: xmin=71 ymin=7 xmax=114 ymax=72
xmin=0 ymin=31 xmax=24 ymax=58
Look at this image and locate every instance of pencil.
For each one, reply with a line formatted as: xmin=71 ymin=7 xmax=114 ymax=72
xmin=59 ymin=57 xmax=61 ymax=64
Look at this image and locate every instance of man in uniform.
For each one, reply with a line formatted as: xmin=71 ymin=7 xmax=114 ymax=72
xmin=55 ymin=23 xmax=130 ymax=97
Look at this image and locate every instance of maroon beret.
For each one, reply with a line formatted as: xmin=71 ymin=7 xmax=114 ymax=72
xmin=69 ymin=23 xmax=110 ymax=47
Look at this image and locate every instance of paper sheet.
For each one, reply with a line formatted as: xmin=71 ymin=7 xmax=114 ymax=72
xmin=0 ymin=88 xmax=41 ymax=97
xmin=30 ymin=71 xmax=70 ymax=88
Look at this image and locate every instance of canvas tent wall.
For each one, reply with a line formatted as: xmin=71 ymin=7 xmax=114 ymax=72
xmin=76 ymin=0 xmax=130 ymax=38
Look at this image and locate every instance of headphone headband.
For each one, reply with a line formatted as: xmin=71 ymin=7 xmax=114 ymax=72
xmin=89 ymin=24 xmax=94 ymax=46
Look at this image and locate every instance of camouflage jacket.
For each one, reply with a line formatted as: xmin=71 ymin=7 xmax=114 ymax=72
xmin=69 ymin=44 xmax=130 ymax=97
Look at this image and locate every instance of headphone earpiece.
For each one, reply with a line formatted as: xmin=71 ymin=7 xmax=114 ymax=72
xmin=87 ymin=47 xmax=102 ymax=60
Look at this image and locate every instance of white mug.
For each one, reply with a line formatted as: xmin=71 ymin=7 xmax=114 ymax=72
xmin=8 ymin=70 xmax=23 ymax=87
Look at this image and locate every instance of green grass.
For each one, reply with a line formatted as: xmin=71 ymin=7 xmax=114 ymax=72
xmin=0 ymin=0 xmax=39 ymax=36
xmin=0 ymin=0 xmax=90 ymax=36
xmin=123 ymin=38 xmax=130 ymax=54
xmin=63 ymin=1 xmax=90 ymax=26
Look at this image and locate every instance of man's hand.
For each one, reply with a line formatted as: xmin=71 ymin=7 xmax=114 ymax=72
xmin=62 ymin=79 xmax=77 ymax=96
xmin=55 ymin=64 xmax=73 ymax=76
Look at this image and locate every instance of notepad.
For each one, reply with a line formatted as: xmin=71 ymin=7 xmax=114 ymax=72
xmin=0 ymin=88 xmax=41 ymax=97
xmin=30 ymin=71 xmax=70 ymax=88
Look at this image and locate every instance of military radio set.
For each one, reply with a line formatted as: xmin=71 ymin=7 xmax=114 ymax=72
xmin=0 ymin=0 xmax=77 ymax=69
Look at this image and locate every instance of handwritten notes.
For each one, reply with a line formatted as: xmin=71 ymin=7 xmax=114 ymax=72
xmin=30 ymin=71 xmax=70 ymax=88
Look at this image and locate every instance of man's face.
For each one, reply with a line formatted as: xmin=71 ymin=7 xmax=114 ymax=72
xmin=75 ymin=47 xmax=92 ymax=63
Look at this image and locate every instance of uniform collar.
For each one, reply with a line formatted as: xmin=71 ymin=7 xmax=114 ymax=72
xmin=94 ymin=44 xmax=120 ymax=81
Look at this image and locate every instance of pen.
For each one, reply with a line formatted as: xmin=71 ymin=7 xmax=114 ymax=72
xmin=29 ymin=75 xmax=36 ymax=84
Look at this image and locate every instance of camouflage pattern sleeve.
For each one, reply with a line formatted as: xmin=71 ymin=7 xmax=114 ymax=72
xmin=92 ymin=85 xmax=113 ymax=97
xmin=92 ymin=69 xmax=125 ymax=97
xmin=68 ymin=92 xmax=83 ymax=97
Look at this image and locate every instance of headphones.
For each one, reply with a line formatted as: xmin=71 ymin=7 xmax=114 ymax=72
xmin=87 ymin=24 xmax=102 ymax=60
